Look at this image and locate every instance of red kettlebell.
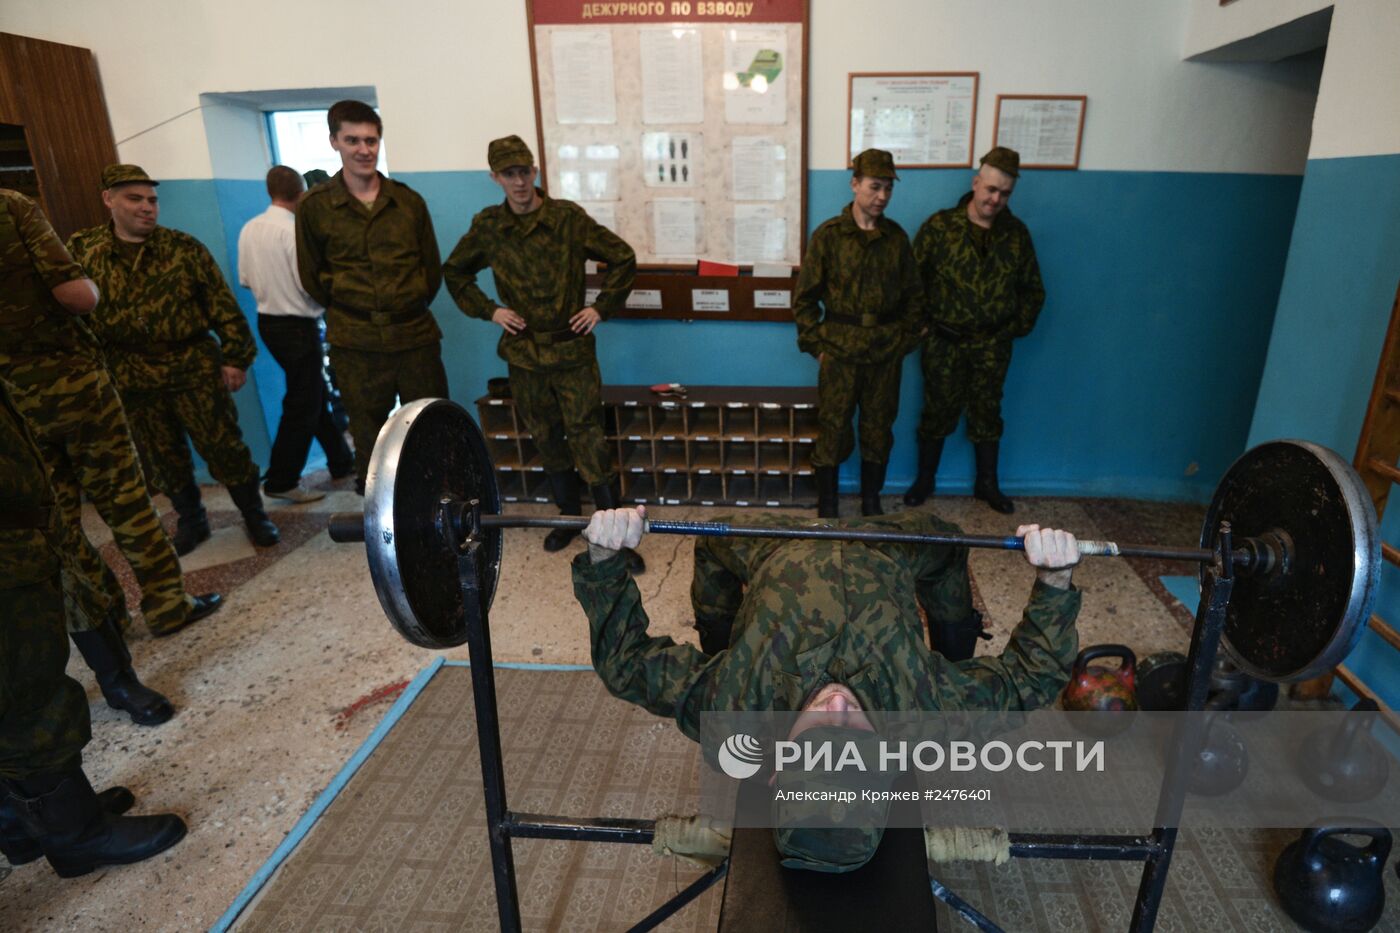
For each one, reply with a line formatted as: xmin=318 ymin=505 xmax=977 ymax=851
xmin=1062 ymin=644 xmax=1139 ymax=712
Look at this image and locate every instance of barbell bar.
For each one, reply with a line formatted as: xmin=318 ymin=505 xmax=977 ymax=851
xmin=326 ymin=399 xmax=1380 ymax=683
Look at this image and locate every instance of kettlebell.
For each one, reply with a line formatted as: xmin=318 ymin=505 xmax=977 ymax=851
xmin=1208 ymin=656 xmax=1278 ymax=718
xmin=1185 ymin=710 xmax=1248 ymax=796
xmin=1062 ymin=644 xmax=1138 ymax=712
xmin=1273 ymin=825 xmax=1390 ymax=932
xmin=1297 ymin=699 xmax=1389 ymax=803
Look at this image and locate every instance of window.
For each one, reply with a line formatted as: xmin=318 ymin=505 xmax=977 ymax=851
xmin=266 ymin=109 xmax=389 ymax=178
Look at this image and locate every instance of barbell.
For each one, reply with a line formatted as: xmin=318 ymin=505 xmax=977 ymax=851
xmin=326 ymin=399 xmax=1380 ymax=683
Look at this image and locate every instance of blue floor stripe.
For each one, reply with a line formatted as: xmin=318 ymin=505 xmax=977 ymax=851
xmin=210 ymin=657 xmax=446 ymax=933
xmin=1159 ymin=575 xmax=1199 ymax=611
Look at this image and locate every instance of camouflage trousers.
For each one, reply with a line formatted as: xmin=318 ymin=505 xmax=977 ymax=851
xmin=916 ymin=335 xmax=1013 ymax=444
xmin=122 ymin=378 xmax=261 ymax=497
xmin=2 ymin=358 xmax=193 ymax=635
xmin=813 ymin=355 xmax=902 ymax=467
xmin=328 ymin=343 xmax=449 ymax=487
xmin=0 ymin=570 xmax=90 ymax=779
xmin=509 ymin=360 xmax=615 ymax=486
xmin=690 ymin=510 xmax=974 ymax=655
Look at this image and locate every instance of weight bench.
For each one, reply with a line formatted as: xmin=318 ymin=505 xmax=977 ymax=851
xmin=718 ymin=777 xmax=937 ymax=932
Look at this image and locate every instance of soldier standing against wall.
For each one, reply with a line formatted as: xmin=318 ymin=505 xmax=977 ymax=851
xmin=239 ymin=165 xmax=354 ymax=502
xmin=792 ymin=149 xmax=924 ymax=519
xmin=0 ymin=392 xmax=187 ymax=877
xmin=295 ymin=100 xmax=449 ymax=496
xmin=67 ymin=165 xmax=279 ymax=551
xmin=904 ymin=147 xmax=1044 ymax=514
xmin=444 ymin=135 xmax=644 ymax=572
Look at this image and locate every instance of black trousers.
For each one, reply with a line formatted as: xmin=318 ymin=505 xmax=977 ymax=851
xmin=257 ymin=315 xmax=353 ymax=490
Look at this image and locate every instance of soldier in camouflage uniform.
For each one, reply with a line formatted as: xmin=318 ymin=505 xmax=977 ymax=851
xmin=444 ymin=135 xmax=644 ymax=572
xmin=574 ymin=505 xmax=1081 ymax=870
xmin=793 ymin=149 xmax=924 ymax=520
xmin=0 ymin=189 xmax=221 ymax=728
xmin=295 ymin=100 xmax=449 ymax=495
xmin=67 ymin=165 xmax=279 ymax=552
xmin=0 ymin=391 xmax=186 ymax=877
xmin=905 ymin=147 xmax=1045 ymax=515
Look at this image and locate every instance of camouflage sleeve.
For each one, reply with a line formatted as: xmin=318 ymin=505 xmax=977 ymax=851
xmin=791 ymin=233 xmax=828 ymax=357
xmin=582 ymin=217 xmax=636 ymax=320
xmin=294 ymin=202 xmax=334 ymax=309
xmin=1011 ymin=229 xmax=1045 ymax=338
xmin=416 ymin=195 xmax=443 ymax=305
xmin=920 ymin=579 xmax=1080 ymax=712
xmin=911 ymin=218 xmax=940 ymax=314
xmin=573 ymin=550 xmax=709 ymax=720
xmin=442 ymin=218 xmax=498 ymax=321
xmin=13 ymin=194 xmax=86 ymax=289
xmin=195 ymin=241 xmax=256 ymax=369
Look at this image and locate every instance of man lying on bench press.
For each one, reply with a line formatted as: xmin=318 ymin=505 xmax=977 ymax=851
xmin=572 ymin=506 xmax=1083 ymax=871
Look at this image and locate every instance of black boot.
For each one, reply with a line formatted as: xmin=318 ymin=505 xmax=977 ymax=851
xmin=5 ymin=767 xmax=186 ymax=878
xmin=544 ymin=470 xmax=582 ymax=552
xmin=928 ymin=611 xmax=990 ymax=661
xmin=591 ymin=480 xmax=645 ymax=574
xmin=815 ymin=466 xmax=839 ymax=519
xmin=1 ymin=786 xmax=135 ymax=866
xmin=902 ymin=438 xmax=945 ymax=507
xmin=70 ymin=612 xmax=175 ymax=726
xmin=860 ymin=461 xmax=887 ymax=516
xmin=167 ymin=483 xmax=210 ymax=556
xmin=973 ymin=441 xmax=1014 ymax=514
xmin=229 ymin=481 xmax=280 ymax=547
xmin=150 ymin=593 xmax=225 ymax=639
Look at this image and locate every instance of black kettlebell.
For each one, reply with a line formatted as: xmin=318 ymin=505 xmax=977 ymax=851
xmin=1297 ymin=699 xmax=1389 ymax=803
xmin=1185 ymin=709 xmax=1248 ymax=796
xmin=1208 ymin=656 xmax=1278 ymax=718
xmin=1273 ymin=826 xmax=1390 ymax=932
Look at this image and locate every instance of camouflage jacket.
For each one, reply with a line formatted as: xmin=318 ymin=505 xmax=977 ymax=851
xmin=295 ymin=171 xmax=443 ymax=352
xmin=0 ymin=189 xmax=100 ymax=359
xmin=0 ymin=389 xmax=60 ymax=587
xmin=573 ymin=532 xmax=1080 ymax=742
xmin=66 ymin=223 xmax=255 ymax=392
xmin=913 ymin=192 xmax=1044 ymax=341
xmin=443 ymin=191 xmax=635 ymax=371
xmin=792 ymin=205 xmax=924 ymax=365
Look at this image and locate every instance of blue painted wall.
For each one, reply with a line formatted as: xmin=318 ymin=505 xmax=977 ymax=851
xmin=1246 ymin=153 xmax=1400 ymax=709
xmin=168 ymin=167 xmax=1303 ymax=501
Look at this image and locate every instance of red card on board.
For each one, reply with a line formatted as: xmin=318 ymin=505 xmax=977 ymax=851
xmin=698 ymin=260 xmax=740 ymax=277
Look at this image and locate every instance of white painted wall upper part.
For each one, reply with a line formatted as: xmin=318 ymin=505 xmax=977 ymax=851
xmin=1183 ymin=0 xmax=1333 ymax=59
xmin=1308 ymin=0 xmax=1400 ymax=159
xmin=1 ymin=0 xmax=1319 ymax=179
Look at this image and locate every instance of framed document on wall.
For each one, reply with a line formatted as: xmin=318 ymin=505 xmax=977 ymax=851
xmin=847 ymin=72 xmax=978 ymax=169
xmin=992 ymin=94 xmax=1087 ymax=170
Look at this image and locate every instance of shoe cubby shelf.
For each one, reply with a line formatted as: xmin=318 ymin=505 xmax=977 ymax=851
xmin=476 ymin=385 xmax=819 ymax=508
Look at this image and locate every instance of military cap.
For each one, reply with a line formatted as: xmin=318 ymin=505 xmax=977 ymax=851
xmin=979 ymin=146 xmax=1020 ymax=178
xmin=851 ymin=148 xmax=898 ymax=180
xmin=771 ymin=726 xmax=897 ymax=873
xmin=488 ymin=135 xmax=535 ymax=173
xmin=101 ymin=164 xmax=159 ymax=190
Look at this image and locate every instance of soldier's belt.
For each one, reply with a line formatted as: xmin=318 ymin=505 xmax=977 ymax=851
xmin=0 ymin=507 xmax=52 ymax=531
xmin=108 ymin=333 xmax=210 ymax=356
xmin=523 ymin=326 xmax=583 ymax=346
xmin=332 ymin=304 xmax=429 ymax=326
xmin=825 ymin=311 xmax=887 ymax=328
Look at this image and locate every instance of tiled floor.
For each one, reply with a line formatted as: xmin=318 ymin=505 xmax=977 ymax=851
xmin=0 ymin=481 xmax=1209 ymax=932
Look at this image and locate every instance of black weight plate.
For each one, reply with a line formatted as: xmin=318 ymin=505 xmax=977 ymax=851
xmin=364 ymin=399 xmax=502 ymax=649
xmin=1200 ymin=441 xmax=1379 ymax=682
xmin=1137 ymin=651 xmax=1189 ymax=711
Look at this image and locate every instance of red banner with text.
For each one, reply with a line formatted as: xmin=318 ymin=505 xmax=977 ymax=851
xmin=531 ymin=0 xmax=803 ymax=26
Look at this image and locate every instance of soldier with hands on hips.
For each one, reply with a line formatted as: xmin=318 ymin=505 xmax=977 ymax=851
xmin=444 ymin=135 xmax=645 ymax=573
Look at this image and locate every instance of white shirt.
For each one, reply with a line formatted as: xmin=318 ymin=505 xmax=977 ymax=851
xmin=237 ymin=204 xmax=323 ymax=319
